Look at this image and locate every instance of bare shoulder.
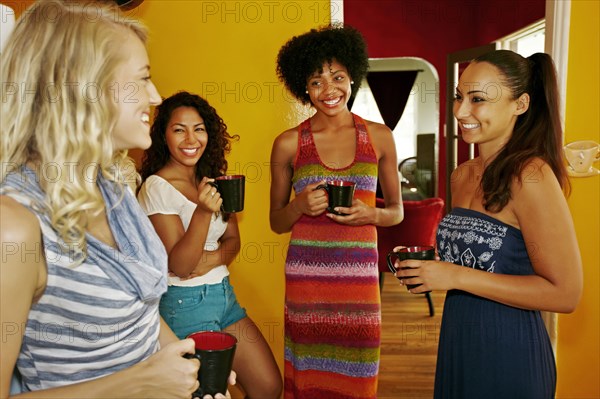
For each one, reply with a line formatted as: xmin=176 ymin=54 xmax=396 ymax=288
xmin=451 ymin=158 xmax=480 ymax=188
xmin=362 ymin=119 xmax=394 ymax=157
xmin=363 ymin=119 xmax=392 ymax=137
xmin=271 ymin=126 xmax=299 ymax=161
xmin=512 ymin=157 xmax=564 ymax=210
xmin=457 ymin=158 xmax=480 ymax=173
xmin=273 ymin=126 xmax=299 ymax=147
xmin=0 ymin=195 xmax=45 ymax=299
xmin=517 ymin=157 xmax=555 ymax=184
xmin=0 ymin=195 xmax=41 ymax=243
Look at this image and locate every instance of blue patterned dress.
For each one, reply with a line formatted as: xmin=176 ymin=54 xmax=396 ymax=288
xmin=434 ymin=207 xmax=556 ymax=399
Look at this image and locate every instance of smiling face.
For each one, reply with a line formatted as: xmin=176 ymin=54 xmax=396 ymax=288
xmin=165 ymin=106 xmax=208 ymax=168
xmin=453 ymin=61 xmax=528 ymax=152
xmin=306 ymin=59 xmax=352 ymax=116
xmin=111 ymin=30 xmax=161 ymax=151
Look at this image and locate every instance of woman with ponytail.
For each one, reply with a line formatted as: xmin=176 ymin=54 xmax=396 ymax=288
xmin=389 ymin=50 xmax=582 ymax=398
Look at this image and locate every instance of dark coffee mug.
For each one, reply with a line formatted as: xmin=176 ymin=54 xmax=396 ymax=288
xmin=386 ymin=245 xmax=435 ymax=291
xmin=186 ymin=331 xmax=237 ymax=397
xmin=315 ymin=180 xmax=356 ymax=215
xmin=209 ymin=175 xmax=245 ymax=213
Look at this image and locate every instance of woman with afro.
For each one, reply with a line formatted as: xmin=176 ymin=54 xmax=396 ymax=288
xmin=138 ymin=91 xmax=282 ymax=398
xmin=270 ymin=25 xmax=403 ymax=398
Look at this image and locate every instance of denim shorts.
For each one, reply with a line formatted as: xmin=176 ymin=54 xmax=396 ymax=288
xmin=159 ymin=276 xmax=247 ymax=340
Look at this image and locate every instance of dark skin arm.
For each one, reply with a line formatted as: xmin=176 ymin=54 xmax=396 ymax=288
xmin=269 ymin=128 xmax=329 ymax=234
xmin=269 ymin=120 xmax=403 ymax=232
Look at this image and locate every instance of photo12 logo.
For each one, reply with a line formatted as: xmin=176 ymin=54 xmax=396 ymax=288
xmin=2 ymin=1 xmax=141 ymax=24
xmin=200 ymin=81 xmax=294 ymax=104
xmin=200 ymin=1 xmax=331 ymax=24
xmin=1 ymin=81 xmax=147 ymax=105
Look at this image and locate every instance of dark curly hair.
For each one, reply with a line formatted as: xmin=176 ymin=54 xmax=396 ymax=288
xmin=140 ymin=91 xmax=239 ymax=184
xmin=276 ymin=23 xmax=369 ymax=105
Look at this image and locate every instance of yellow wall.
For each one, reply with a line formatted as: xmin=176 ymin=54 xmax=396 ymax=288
xmin=134 ymin=1 xmax=328 ymax=397
xmin=6 ymin=1 xmax=325 ymax=396
xmin=557 ymin=1 xmax=600 ymax=398
xmin=7 ymin=1 xmax=598 ymax=397
xmin=4 ymin=1 xmax=327 ymax=397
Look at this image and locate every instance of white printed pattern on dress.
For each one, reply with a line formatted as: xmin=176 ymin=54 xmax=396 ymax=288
xmin=437 ymin=214 xmax=507 ymax=273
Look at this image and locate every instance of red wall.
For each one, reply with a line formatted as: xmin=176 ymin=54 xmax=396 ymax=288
xmin=344 ymin=0 xmax=545 ymax=201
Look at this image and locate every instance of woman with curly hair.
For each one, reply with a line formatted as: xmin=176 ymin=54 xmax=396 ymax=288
xmin=138 ymin=91 xmax=282 ymax=399
xmin=270 ymin=25 xmax=403 ymax=398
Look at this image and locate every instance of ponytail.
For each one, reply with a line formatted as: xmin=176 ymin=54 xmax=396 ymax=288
xmin=524 ymin=53 xmax=568 ymax=193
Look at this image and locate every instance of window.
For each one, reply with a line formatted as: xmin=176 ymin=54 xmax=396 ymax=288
xmin=498 ymin=19 xmax=545 ymax=57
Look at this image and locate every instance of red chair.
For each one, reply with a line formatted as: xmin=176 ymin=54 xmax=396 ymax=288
xmin=376 ymin=197 xmax=445 ymax=316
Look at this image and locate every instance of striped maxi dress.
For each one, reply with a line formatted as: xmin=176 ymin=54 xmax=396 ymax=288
xmin=284 ymin=113 xmax=381 ymax=399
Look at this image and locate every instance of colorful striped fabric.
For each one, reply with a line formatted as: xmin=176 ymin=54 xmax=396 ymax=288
xmin=284 ymin=113 xmax=381 ymax=398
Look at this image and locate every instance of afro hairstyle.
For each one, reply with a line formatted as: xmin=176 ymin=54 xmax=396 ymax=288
xmin=276 ymin=23 xmax=369 ymax=105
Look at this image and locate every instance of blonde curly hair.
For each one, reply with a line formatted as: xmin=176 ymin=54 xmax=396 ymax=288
xmin=1 ymin=0 xmax=148 ymax=264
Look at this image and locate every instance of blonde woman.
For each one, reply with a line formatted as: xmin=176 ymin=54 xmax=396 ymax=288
xmin=0 ymin=1 xmax=231 ymax=397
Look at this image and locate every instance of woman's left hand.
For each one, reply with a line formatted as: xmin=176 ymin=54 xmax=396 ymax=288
xmin=326 ymin=199 xmax=374 ymax=226
xmin=394 ymin=258 xmax=460 ymax=293
xmin=197 ymin=177 xmax=222 ymax=214
xmin=198 ymin=371 xmax=236 ymax=399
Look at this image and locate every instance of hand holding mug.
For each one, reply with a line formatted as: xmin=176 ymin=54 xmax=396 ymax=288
xmin=326 ymin=198 xmax=374 ymax=225
xmin=392 ymin=250 xmax=460 ymax=293
xmin=387 ymin=246 xmax=435 ymax=292
xmin=208 ymin=175 xmax=245 ymax=213
xmin=197 ymin=371 xmax=237 ymax=399
xmin=198 ymin=177 xmax=222 ymax=213
xmin=292 ymin=181 xmax=328 ymax=216
xmin=186 ymin=331 xmax=237 ymax=398
xmin=315 ymin=180 xmax=356 ymax=216
xmin=136 ymin=339 xmax=200 ymax=398
xmin=204 ymin=371 xmax=237 ymax=399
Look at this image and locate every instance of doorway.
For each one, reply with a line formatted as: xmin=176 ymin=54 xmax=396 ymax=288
xmin=351 ymin=57 xmax=439 ymax=199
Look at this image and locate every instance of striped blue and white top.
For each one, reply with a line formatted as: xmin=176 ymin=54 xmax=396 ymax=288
xmin=1 ymin=166 xmax=168 ymax=391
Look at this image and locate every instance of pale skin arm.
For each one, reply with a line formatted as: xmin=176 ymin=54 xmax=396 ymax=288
xmin=148 ymin=177 xmax=237 ymax=278
xmin=395 ymin=161 xmax=583 ymax=313
xmin=0 ymin=196 xmax=200 ymax=399
xmin=158 ymin=317 xmax=180 ymax=347
xmin=327 ymin=122 xmax=404 ymax=227
xmin=269 ymin=128 xmax=329 ymax=234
